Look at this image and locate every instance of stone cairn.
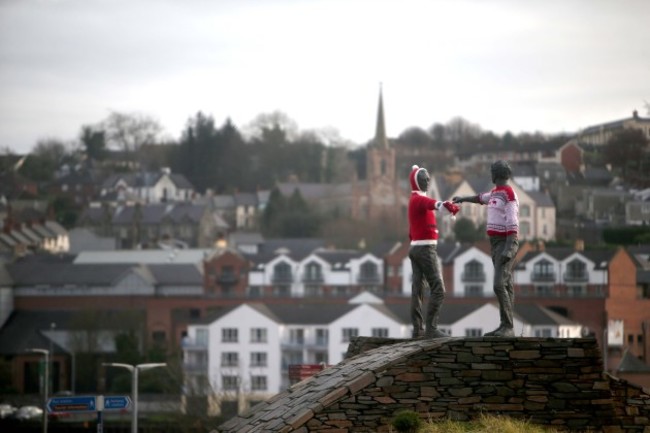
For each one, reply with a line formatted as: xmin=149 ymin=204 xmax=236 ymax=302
xmin=217 ymin=337 xmax=650 ymax=433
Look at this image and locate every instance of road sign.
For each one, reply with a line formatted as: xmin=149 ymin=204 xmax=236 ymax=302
xmin=103 ymin=395 xmax=131 ymax=411
xmin=47 ymin=395 xmax=96 ymax=413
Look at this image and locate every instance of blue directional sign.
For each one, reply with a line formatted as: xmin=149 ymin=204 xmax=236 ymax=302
xmin=103 ymin=395 xmax=131 ymax=411
xmin=47 ymin=395 xmax=96 ymax=413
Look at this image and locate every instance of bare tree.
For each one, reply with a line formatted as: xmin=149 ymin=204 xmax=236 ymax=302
xmin=103 ymin=111 xmax=163 ymax=152
xmin=243 ymin=111 xmax=299 ymax=141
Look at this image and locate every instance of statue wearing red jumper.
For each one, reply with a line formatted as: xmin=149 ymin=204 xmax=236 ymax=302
xmin=453 ymin=160 xmax=520 ymax=337
xmin=408 ymin=165 xmax=459 ymax=339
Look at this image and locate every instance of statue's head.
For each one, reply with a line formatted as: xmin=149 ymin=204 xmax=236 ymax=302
xmin=409 ymin=165 xmax=430 ymax=192
xmin=491 ymin=160 xmax=512 ymax=184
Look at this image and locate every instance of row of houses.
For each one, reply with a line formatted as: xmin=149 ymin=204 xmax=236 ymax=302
xmin=1 ymin=236 xmax=649 ymax=395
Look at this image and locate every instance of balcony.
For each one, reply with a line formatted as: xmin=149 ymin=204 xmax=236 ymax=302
xmin=302 ymin=273 xmax=324 ymax=283
xmin=183 ymin=362 xmax=208 ymax=373
xmin=217 ymin=273 xmax=238 ymax=284
xmin=182 ymin=340 xmax=208 ymax=351
xmin=281 ymin=337 xmax=328 ymax=349
xmin=531 ymin=272 xmax=556 ymax=282
xmin=272 ymin=273 xmax=294 ymax=284
xmin=563 ymin=272 xmax=588 ymax=282
xmin=357 ymin=273 xmax=381 ymax=284
xmin=461 ymin=272 xmax=486 ymax=282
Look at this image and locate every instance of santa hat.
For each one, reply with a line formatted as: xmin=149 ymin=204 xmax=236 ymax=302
xmin=409 ymin=165 xmax=427 ymax=192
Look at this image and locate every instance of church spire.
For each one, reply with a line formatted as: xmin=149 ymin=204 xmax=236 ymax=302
xmin=374 ymin=83 xmax=389 ymax=148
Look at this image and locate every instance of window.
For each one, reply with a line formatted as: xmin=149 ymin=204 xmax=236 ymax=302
xmin=360 ymin=261 xmax=378 ymax=282
xmin=568 ymin=285 xmax=586 ymax=297
xmin=371 ymin=328 xmax=389 ymax=338
xmin=465 ymin=328 xmax=482 ymax=337
xmin=222 ymin=328 xmax=238 ymax=343
xmin=464 ymin=286 xmax=483 ymax=297
xmin=273 ymin=262 xmax=292 ymax=283
xmin=534 ymin=328 xmax=553 ymax=337
xmin=221 ymin=352 xmax=238 ymax=367
xmin=314 ymin=353 xmax=329 ymax=365
xmin=342 ymin=328 xmax=358 ymax=342
xmin=565 ymin=259 xmax=587 ymax=281
xmin=535 ymin=285 xmax=554 ymax=297
xmin=250 ymin=352 xmax=267 ymax=367
xmin=196 ymin=328 xmax=209 ymax=346
xmin=520 ymin=205 xmax=530 ymax=217
xmin=289 ymin=329 xmax=304 ymax=345
xmin=315 ymin=328 xmax=328 ymax=346
xmin=152 ymin=330 xmax=166 ymax=344
xmin=533 ymin=259 xmax=555 ymax=281
xmin=251 ymin=328 xmax=267 ymax=343
xmin=303 ymin=262 xmax=323 ymax=282
xmin=251 ymin=375 xmax=267 ymax=391
xmin=520 ymin=221 xmax=531 ymax=237
xmin=305 ymin=285 xmax=323 ymax=297
xmin=463 ymin=260 xmax=485 ymax=281
xmin=222 ymin=375 xmax=239 ymax=391
xmin=438 ymin=328 xmax=451 ymax=336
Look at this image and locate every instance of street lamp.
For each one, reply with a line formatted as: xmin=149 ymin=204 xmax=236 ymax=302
xmin=27 ymin=348 xmax=49 ymax=433
xmin=102 ymin=362 xmax=167 ymax=433
xmin=49 ymin=323 xmax=56 ymax=393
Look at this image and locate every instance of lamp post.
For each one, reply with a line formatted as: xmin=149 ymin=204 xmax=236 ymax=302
xmin=102 ymin=362 xmax=167 ymax=433
xmin=27 ymin=348 xmax=49 ymax=433
xmin=49 ymin=323 xmax=56 ymax=393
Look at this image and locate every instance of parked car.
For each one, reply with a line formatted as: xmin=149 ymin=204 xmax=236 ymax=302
xmin=13 ymin=405 xmax=43 ymax=421
xmin=0 ymin=403 xmax=17 ymax=419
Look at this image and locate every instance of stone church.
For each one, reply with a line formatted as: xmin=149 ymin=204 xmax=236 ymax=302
xmin=277 ymin=87 xmax=405 ymax=229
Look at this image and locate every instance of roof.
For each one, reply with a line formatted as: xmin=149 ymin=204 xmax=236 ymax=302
xmin=312 ymin=249 xmax=367 ymax=266
xmin=527 ymin=190 xmax=556 ymax=207
xmin=514 ymin=304 xmax=576 ymax=326
xmin=74 ymin=248 xmax=214 ymax=264
xmin=385 ymin=303 xmax=482 ymax=325
xmin=102 ymin=171 xmax=194 ymax=190
xmin=246 ymin=238 xmax=328 ymax=263
xmin=518 ymin=247 xmax=616 ymax=269
xmin=616 ymin=348 xmax=650 ymax=373
xmin=0 ymin=310 xmax=146 ymax=355
xmin=7 ymin=262 xmax=142 ymax=286
xmin=255 ymin=303 xmax=359 ymax=325
xmin=147 ymin=263 xmax=203 ymax=285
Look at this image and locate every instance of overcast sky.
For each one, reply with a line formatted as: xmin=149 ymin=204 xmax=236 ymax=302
xmin=1 ymin=0 xmax=649 ymax=154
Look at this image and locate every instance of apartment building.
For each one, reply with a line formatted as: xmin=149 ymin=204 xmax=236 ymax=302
xmin=181 ymin=299 xmax=580 ymax=416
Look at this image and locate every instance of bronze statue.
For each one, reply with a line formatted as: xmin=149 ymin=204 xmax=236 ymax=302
xmin=453 ymin=160 xmax=519 ymax=337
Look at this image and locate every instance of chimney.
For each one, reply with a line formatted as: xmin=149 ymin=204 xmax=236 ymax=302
xmin=633 ymin=110 xmax=639 ymax=119
xmin=574 ymin=239 xmax=584 ymax=251
xmin=536 ymin=240 xmax=545 ymax=252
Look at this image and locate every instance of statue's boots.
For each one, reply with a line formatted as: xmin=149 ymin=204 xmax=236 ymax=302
xmin=425 ymin=328 xmax=449 ymax=339
xmin=484 ymin=326 xmax=514 ymax=337
xmin=485 ymin=289 xmax=514 ymax=337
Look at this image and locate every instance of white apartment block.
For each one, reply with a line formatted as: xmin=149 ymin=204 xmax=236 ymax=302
xmin=182 ymin=298 xmax=582 ymax=415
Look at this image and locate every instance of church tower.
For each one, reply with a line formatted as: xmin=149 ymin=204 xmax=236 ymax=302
xmin=366 ymin=85 xmax=399 ymax=221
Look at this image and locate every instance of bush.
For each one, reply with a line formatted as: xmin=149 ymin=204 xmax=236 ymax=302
xmin=391 ymin=410 xmax=422 ymax=433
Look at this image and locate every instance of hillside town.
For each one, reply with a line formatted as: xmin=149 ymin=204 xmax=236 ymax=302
xmin=1 ymin=92 xmax=650 ymax=421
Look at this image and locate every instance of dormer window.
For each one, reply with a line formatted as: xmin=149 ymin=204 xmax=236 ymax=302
xmin=359 ymin=261 xmax=379 ymax=283
xmin=532 ymin=259 xmax=555 ymax=281
xmin=565 ymin=259 xmax=587 ymax=282
xmin=303 ymin=261 xmax=323 ymax=283
xmin=272 ymin=262 xmax=292 ymax=283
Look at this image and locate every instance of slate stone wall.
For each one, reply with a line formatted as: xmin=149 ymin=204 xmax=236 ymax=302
xmin=217 ymin=337 xmax=650 ymax=433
